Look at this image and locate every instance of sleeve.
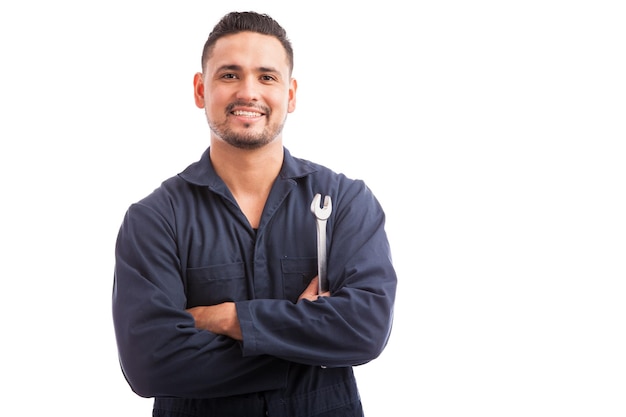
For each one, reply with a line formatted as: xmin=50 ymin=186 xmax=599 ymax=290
xmin=237 ymin=180 xmax=397 ymax=367
xmin=112 ymin=201 xmax=288 ymax=398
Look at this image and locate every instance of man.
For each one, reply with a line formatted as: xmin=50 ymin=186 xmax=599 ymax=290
xmin=112 ymin=11 xmax=397 ymax=417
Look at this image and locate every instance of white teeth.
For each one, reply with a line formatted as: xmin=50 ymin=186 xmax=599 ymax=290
xmin=232 ymin=110 xmax=261 ymax=117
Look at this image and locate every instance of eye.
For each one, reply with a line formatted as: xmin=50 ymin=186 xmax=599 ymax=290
xmin=221 ymin=73 xmax=238 ymax=80
xmin=260 ymin=74 xmax=277 ymax=82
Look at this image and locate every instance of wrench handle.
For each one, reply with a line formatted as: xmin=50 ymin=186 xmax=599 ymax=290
xmin=315 ymin=219 xmax=328 ymax=293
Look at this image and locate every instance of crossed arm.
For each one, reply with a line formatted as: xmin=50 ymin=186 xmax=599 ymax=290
xmin=186 ymin=276 xmax=330 ymax=341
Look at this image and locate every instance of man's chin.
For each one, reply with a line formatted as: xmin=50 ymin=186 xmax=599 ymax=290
xmin=224 ymin=136 xmax=271 ymax=150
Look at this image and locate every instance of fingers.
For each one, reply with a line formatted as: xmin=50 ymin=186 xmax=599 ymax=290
xmin=298 ymin=276 xmax=331 ymax=302
xmin=298 ymin=276 xmax=319 ymax=302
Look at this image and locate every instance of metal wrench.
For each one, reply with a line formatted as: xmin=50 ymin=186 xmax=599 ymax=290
xmin=310 ymin=193 xmax=332 ymax=294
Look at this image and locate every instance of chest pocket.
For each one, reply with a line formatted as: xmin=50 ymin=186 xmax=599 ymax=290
xmin=185 ymin=262 xmax=246 ymax=308
xmin=281 ymin=257 xmax=318 ymax=303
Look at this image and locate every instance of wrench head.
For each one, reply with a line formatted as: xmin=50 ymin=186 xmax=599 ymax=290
xmin=310 ymin=193 xmax=332 ymax=220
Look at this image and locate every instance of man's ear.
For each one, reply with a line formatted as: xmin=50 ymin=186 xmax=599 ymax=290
xmin=288 ymin=78 xmax=297 ymax=113
xmin=193 ymin=72 xmax=205 ymax=109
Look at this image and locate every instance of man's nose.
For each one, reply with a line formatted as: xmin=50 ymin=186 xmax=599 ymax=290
xmin=235 ymin=77 xmax=259 ymax=101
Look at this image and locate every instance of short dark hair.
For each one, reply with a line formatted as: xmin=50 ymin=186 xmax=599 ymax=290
xmin=201 ymin=11 xmax=294 ymax=74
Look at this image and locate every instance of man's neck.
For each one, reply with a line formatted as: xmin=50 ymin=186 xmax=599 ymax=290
xmin=209 ymin=139 xmax=284 ymax=228
xmin=209 ymin=139 xmax=284 ymax=193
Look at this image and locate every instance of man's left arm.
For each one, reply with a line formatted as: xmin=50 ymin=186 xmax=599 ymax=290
xmin=236 ymin=181 xmax=398 ymax=367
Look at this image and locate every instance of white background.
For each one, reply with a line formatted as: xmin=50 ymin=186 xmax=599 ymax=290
xmin=1 ymin=1 xmax=625 ymax=416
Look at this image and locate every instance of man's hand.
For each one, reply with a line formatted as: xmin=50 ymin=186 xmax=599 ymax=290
xmin=298 ymin=276 xmax=331 ymax=302
xmin=187 ymin=302 xmax=242 ymax=341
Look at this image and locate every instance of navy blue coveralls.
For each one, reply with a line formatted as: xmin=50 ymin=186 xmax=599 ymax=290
xmin=112 ymin=147 xmax=397 ymax=416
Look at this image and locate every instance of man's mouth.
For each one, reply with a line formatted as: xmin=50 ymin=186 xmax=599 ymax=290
xmin=231 ymin=110 xmax=263 ymax=117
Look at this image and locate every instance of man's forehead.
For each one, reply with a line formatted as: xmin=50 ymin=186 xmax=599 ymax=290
xmin=207 ymin=33 xmax=290 ymax=73
xmin=212 ymin=32 xmax=285 ymax=57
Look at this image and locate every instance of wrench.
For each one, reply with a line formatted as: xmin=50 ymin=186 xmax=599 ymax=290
xmin=310 ymin=193 xmax=332 ymax=294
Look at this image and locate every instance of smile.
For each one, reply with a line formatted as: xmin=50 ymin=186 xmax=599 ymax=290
xmin=232 ymin=110 xmax=263 ymax=117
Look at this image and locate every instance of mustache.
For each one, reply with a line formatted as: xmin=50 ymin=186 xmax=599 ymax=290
xmin=226 ymin=101 xmax=270 ymax=114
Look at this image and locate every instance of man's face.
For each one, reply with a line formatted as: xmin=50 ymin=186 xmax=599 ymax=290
xmin=194 ymin=32 xmax=297 ymax=150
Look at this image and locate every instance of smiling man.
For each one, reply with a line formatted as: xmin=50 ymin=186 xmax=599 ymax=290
xmin=112 ymin=11 xmax=397 ymax=417
xmin=196 ymin=30 xmax=295 ymax=152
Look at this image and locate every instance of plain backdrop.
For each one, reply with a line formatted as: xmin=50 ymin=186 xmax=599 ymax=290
xmin=1 ymin=1 xmax=625 ymax=416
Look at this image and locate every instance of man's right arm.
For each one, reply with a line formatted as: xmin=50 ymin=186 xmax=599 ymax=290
xmin=112 ymin=203 xmax=287 ymax=398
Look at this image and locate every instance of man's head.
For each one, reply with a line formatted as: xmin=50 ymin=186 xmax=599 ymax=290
xmin=201 ymin=11 xmax=294 ymax=75
xmin=194 ymin=11 xmax=297 ymax=151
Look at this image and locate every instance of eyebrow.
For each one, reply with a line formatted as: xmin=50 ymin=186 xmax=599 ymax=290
xmin=216 ymin=64 xmax=281 ymax=74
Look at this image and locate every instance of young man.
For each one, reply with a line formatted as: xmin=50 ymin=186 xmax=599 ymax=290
xmin=112 ymin=11 xmax=397 ymax=417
